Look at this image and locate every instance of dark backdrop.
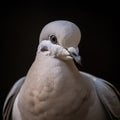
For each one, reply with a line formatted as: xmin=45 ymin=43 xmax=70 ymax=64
xmin=1 ymin=1 xmax=120 ymax=119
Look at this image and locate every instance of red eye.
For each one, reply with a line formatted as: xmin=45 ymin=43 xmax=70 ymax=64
xmin=49 ymin=34 xmax=57 ymax=44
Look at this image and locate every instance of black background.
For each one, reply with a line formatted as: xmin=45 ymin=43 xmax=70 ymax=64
xmin=1 ymin=1 xmax=120 ymax=119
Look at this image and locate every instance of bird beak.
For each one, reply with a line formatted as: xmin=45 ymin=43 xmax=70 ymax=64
xmin=67 ymin=47 xmax=81 ymax=65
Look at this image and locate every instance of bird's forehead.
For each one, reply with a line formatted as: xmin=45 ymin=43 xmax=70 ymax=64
xmin=39 ymin=20 xmax=81 ymax=48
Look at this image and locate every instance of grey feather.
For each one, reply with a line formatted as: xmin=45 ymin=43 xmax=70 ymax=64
xmin=94 ymin=78 xmax=120 ymax=120
xmin=3 ymin=77 xmax=25 ymax=120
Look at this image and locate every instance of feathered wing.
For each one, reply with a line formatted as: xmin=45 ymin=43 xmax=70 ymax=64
xmin=2 ymin=77 xmax=25 ymax=120
xmin=94 ymin=78 xmax=120 ymax=120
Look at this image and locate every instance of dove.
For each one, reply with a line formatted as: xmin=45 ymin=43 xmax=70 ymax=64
xmin=3 ymin=20 xmax=120 ymax=120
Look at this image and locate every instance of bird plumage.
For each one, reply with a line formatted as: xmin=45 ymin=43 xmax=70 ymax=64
xmin=3 ymin=20 xmax=120 ymax=120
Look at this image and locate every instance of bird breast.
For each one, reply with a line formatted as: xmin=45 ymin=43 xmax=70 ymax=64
xmin=18 ymin=53 xmax=84 ymax=119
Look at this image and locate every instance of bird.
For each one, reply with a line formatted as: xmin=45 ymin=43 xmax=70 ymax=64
xmin=3 ymin=20 xmax=120 ymax=120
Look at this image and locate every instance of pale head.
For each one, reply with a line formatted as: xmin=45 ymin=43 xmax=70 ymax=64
xmin=38 ymin=20 xmax=81 ymax=64
xmin=39 ymin=20 xmax=81 ymax=48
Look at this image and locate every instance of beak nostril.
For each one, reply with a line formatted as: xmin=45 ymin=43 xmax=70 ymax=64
xmin=41 ymin=46 xmax=48 ymax=52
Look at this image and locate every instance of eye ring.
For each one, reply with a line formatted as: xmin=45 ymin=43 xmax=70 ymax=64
xmin=49 ymin=34 xmax=57 ymax=44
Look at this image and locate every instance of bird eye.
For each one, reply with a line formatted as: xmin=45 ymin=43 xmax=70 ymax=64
xmin=49 ymin=34 xmax=57 ymax=44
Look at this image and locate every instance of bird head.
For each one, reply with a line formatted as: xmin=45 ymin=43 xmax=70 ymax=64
xmin=37 ymin=20 xmax=81 ymax=64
